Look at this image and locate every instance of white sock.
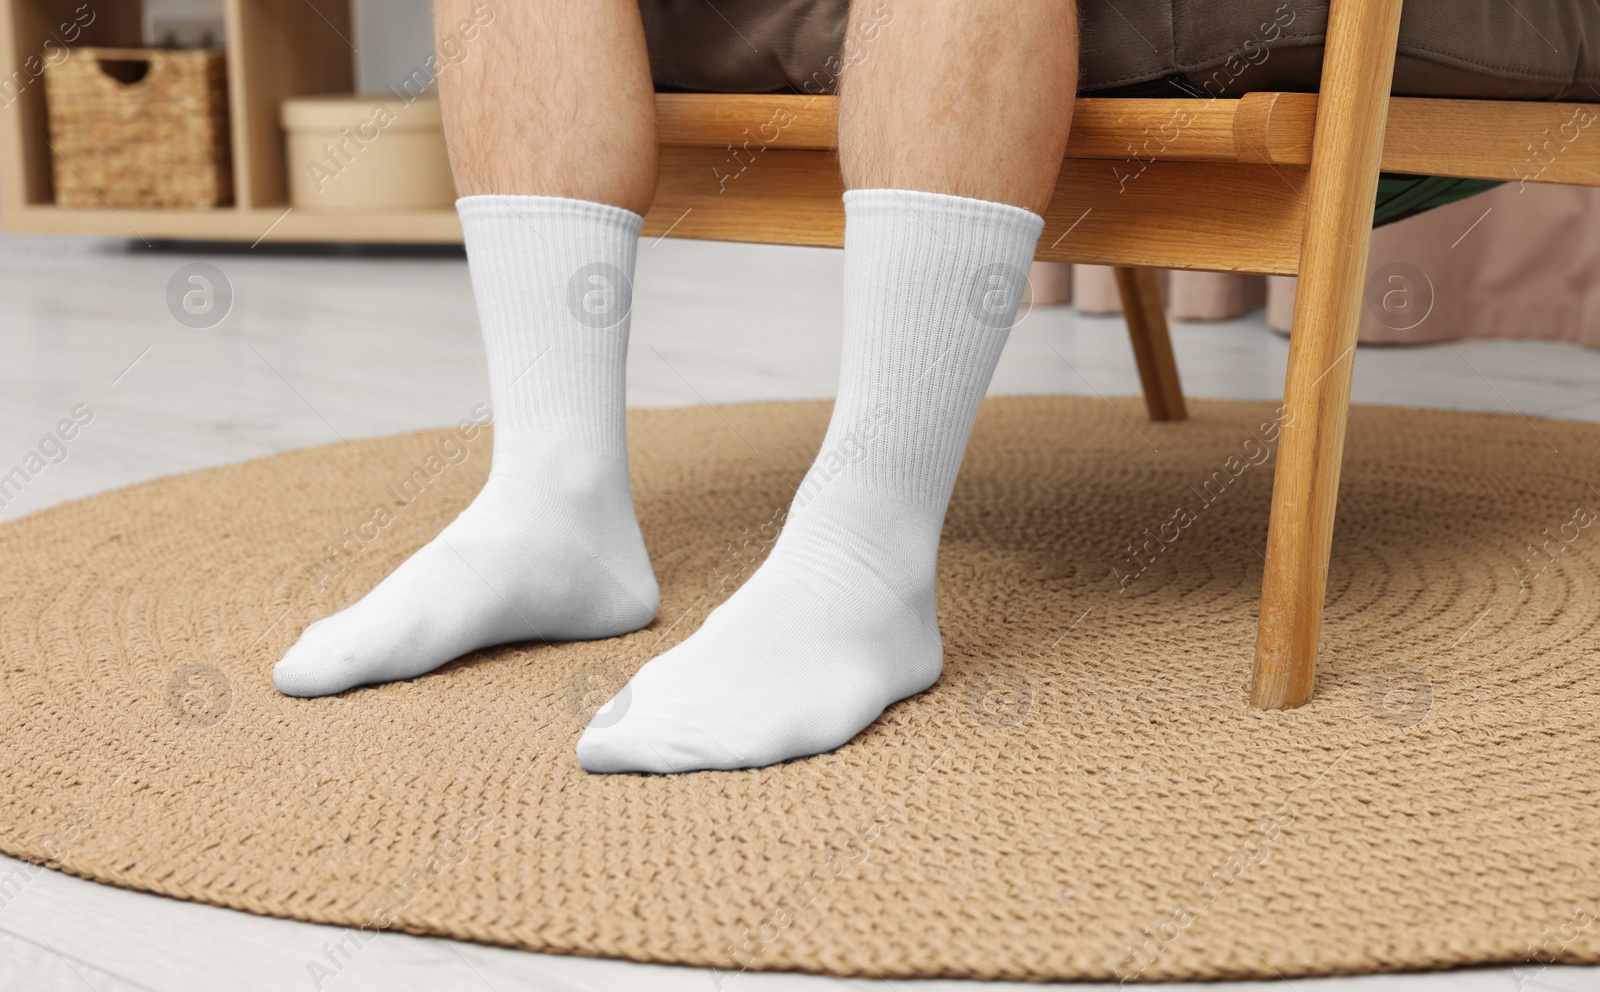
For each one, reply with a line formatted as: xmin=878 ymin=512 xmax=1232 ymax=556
xmin=274 ymin=195 xmax=659 ymax=697
xmin=577 ymin=189 xmax=1043 ymax=772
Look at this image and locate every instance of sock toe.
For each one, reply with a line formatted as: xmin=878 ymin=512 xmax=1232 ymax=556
xmin=273 ymin=631 xmax=359 ymax=698
xmin=576 ymin=707 xmax=749 ymax=774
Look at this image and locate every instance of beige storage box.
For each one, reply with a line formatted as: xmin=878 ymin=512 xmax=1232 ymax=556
xmin=281 ymin=96 xmax=454 ymax=211
xmin=45 ymin=47 xmax=232 ymax=208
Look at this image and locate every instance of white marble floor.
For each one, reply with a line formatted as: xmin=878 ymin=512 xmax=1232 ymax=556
xmin=2 ymin=230 xmax=1598 ymax=991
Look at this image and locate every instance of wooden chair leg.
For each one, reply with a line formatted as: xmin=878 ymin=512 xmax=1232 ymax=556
xmin=1113 ymin=266 xmax=1186 ymax=422
xmin=1251 ymin=0 xmax=1404 ymax=709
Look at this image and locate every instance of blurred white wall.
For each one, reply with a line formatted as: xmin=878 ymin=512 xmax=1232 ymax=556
xmin=352 ymin=0 xmax=436 ymax=96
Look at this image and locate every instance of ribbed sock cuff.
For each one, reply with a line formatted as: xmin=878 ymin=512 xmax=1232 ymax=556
xmin=456 ymin=194 xmax=644 ymax=233
xmin=843 ymin=188 xmax=1043 ymax=241
xmin=457 ymin=194 xmax=642 ymax=461
xmin=821 ymin=188 xmax=1044 ymax=511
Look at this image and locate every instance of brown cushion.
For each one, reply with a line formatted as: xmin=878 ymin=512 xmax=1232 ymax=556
xmin=637 ymin=0 xmax=1600 ymax=100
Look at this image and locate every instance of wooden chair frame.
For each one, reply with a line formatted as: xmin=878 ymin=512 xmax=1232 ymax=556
xmin=642 ymin=0 xmax=1600 ymax=708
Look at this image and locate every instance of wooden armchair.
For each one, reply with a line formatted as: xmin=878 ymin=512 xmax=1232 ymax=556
xmin=640 ymin=0 xmax=1600 ymax=708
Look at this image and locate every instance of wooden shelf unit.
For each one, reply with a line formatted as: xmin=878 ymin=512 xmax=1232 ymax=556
xmin=1 ymin=202 xmax=465 ymax=242
xmin=0 ymin=0 xmax=450 ymax=242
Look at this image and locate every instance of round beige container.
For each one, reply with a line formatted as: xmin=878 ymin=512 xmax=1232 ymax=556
xmin=281 ymin=96 xmax=454 ymax=211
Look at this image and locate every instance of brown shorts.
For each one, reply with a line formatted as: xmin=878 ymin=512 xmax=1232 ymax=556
xmin=636 ymin=0 xmax=1599 ymax=100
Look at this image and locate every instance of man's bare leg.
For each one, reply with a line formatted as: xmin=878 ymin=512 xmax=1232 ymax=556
xmin=839 ymin=2 xmax=1076 ymax=212
xmin=434 ymin=0 xmax=658 ymax=210
xmin=578 ymin=1 xmax=1078 ymax=772
xmin=274 ymin=1 xmax=662 ymax=697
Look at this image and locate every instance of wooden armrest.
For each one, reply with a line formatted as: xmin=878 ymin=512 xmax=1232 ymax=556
xmin=655 ymin=92 xmax=1600 ymax=186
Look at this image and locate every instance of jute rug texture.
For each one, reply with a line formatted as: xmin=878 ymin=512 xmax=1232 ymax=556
xmin=2 ymin=397 xmax=1598 ymax=982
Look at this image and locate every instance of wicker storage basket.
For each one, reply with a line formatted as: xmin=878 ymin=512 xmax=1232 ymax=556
xmin=45 ymin=47 xmax=232 ymax=208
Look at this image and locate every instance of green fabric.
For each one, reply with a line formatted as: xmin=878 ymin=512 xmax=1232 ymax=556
xmin=1373 ymin=174 xmax=1503 ymax=228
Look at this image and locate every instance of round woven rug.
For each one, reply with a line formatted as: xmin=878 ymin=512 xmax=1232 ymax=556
xmin=2 ymin=396 xmax=1599 ymax=982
